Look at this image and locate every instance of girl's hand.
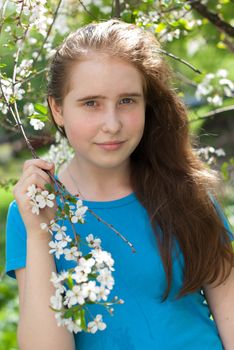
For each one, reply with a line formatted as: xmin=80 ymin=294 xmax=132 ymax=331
xmin=13 ymin=159 xmax=57 ymax=238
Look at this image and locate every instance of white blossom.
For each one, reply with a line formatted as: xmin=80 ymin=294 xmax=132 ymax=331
xmin=86 ymin=234 xmax=102 ymax=249
xmin=72 ymin=266 xmax=88 ymax=284
xmin=87 ymin=314 xmax=107 ymax=334
xmin=16 ymin=59 xmax=33 ymax=78
xmin=91 ymin=249 xmax=115 ymax=271
xmin=30 ymin=199 xmax=40 ymax=215
xmin=63 ymin=246 xmax=81 ymax=261
xmin=64 ymin=285 xmax=86 ymax=307
xmin=70 ymin=200 xmax=88 ymax=224
xmin=50 ymin=290 xmax=63 ymax=310
xmin=27 ymin=184 xmax=38 ymax=198
xmin=30 ymin=118 xmax=45 ymax=130
xmin=53 ymin=225 xmax=67 ymax=240
xmin=24 ymin=103 xmax=35 ymax=116
xmin=43 ymin=132 xmax=74 ymax=168
xmin=81 ymin=281 xmax=100 ymax=302
xmin=97 ymin=267 xmax=115 ymax=290
xmin=207 ymin=94 xmax=223 ymax=107
xmin=49 ymin=240 xmax=67 ymax=259
xmin=64 ymin=318 xmax=82 ymax=334
xmin=96 ymin=285 xmax=110 ymax=301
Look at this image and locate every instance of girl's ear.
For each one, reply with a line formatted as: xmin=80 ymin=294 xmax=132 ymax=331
xmin=48 ymin=96 xmax=64 ymax=126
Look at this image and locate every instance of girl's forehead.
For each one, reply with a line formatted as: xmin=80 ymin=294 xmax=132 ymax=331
xmin=67 ymin=56 xmax=145 ymax=95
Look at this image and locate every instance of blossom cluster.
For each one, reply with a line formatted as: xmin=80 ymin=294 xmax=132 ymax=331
xmin=27 ymin=184 xmax=124 ymax=333
xmin=15 ymin=0 xmax=51 ymax=37
xmin=27 ymin=184 xmax=55 ymax=215
xmin=49 ymin=232 xmax=121 ymax=334
xmin=195 ymin=69 xmax=234 ymax=107
xmin=196 ymin=146 xmax=225 ymax=165
xmin=0 ymin=77 xmax=25 ymax=114
xmin=43 ymin=131 xmax=74 ymax=169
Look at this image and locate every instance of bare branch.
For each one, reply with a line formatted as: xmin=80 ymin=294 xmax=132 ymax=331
xmin=114 ymin=0 xmax=121 ymax=18
xmin=78 ymin=0 xmax=98 ymax=20
xmin=188 ymin=0 xmax=234 ymax=38
xmin=189 ymin=105 xmax=234 ymax=123
xmin=32 ymin=0 xmax=64 ymax=67
xmin=154 ymin=48 xmax=202 ymax=74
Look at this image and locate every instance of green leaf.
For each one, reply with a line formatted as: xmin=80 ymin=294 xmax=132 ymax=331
xmin=83 ymin=253 xmax=92 ymax=260
xmin=67 ymin=275 xmax=74 ymax=289
xmin=155 ymin=23 xmax=166 ymax=33
xmin=44 ymin=183 xmax=54 ymax=192
xmin=64 ymin=203 xmax=70 ymax=215
xmin=80 ymin=309 xmax=86 ymax=330
xmin=29 ymin=113 xmax=48 ymax=122
xmin=63 ymin=308 xmax=74 ymax=319
xmin=34 ymin=103 xmax=48 ymax=115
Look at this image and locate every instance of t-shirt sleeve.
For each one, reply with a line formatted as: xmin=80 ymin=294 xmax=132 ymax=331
xmin=5 ymin=200 xmax=27 ymax=279
xmin=209 ymin=194 xmax=234 ymax=242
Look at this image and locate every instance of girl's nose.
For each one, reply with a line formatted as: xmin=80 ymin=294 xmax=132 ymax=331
xmin=101 ymin=108 xmax=122 ymax=134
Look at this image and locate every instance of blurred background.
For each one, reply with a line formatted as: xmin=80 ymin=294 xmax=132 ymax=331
xmin=0 ymin=1 xmax=234 ymax=349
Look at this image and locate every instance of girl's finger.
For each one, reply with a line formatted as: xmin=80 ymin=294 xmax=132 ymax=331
xmin=23 ymin=159 xmax=54 ymax=172
xmin=22 ymin=166 xmax=52 ymax=185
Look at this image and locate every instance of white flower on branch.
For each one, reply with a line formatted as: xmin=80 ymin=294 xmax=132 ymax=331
xmin=0 ymin=78 xmax=25 ymax=102
xmin=63 ymin=246 xmax=81 ymax=261
xmin=43 ymin=132 xmax=74 ymax=170
xmin=0 ymin=102 xmax=9 ymax=115
xmin=53 ymin=225 xmax=67 ymax=240
xmin=97 ymin=267 xmax=115 ymax=290
xmin=195 ymin=69 xmax=234 ymax=107
xmin=27 ymin=184 xmax=55 ymax=215
xmin=16 ymin=59 xmax=33 ymax=78
xmin=91 ymin=249 xmax=115 ymax=271
xmin=78 ymin=257 xmax=96 ymax=274
xmin=81 ymin=281 xmax=100 ymax=302
xmin=87 ymin=314 xmax=107 ymax=334
xmin=35 ymin=190 xmax=55 ymax=208
xmin=64 ymin=285 xmax=86 ymax=307
xmin=72 ymin=266 xmax=88 ymax=284
xmin=207 ymin=94 xmax=223 ymax=107
xmin=49 ymin=240 xmax=67 ymax=259
xmin=70 ymin=199 xmax=88 ymax=224
xmin=23 ymin=102 xmax=35 ymax=116
xmin=30 ymin=118 xmax=45 ymax=130
xmin=86 ymin=233 xmax=102 ymax=249
xmin=96 ymin=285 xmax=110 ymax=301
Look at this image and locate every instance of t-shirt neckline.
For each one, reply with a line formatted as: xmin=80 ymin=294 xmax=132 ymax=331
xmin=54 ymin=174 xmax=137 ymax=209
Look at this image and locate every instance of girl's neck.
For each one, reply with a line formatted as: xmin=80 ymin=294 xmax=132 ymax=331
xmin=57 ymin=158 xmax=133 ymax=201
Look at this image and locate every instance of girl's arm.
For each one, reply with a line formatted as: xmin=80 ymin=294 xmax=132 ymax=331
xmin=16 ymin=233 xmax=76 ymax=350
xmin=13 ymin=159 xmax=75 ymax=350
xmin=203 ymin=266 xmax=234 ymax=350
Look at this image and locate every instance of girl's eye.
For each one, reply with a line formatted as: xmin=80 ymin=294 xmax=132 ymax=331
xmin=120 ymin=98 xmax=134 ymax=105
xmin=84 ymin=100 xmax=97 ymax=108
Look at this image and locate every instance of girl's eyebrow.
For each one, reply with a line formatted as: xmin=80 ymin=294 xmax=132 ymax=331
xmin=76 ymin=92 xmax=143 ymax=102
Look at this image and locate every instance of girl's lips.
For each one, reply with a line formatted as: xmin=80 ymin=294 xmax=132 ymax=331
xmin=96 ymin=141 xmax=125 ymax=150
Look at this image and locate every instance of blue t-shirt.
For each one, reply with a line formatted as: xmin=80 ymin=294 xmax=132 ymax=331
xmin=5 ymin=192 xmax=234 ymax=349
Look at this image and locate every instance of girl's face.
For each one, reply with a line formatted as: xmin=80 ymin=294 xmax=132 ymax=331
xmin=50 ymin=55 xmax=146 ymax=171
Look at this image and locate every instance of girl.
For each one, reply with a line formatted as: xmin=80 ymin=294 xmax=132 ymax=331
xmin=5 ymin=19 xmax=234 ymax=350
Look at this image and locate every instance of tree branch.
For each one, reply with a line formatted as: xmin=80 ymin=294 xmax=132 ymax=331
xmin=188 ymin=0 xmax=234 ymax=38
xmin=114 ymin=0 xmax=121 ymax=18
xmin=189 ymin=105 xmax=234 ymax=123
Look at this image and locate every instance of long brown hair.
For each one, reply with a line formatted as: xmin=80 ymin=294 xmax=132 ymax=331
xmin=46 ymin=19 xmax=234 ymax=301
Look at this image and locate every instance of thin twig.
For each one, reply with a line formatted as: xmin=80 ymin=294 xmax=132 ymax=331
xmin=13 ymin=68 xmax=48 ymax=86
xmin=31 ymin=0 xmax=63 ymax=68
xmin=78 ymin=0 xmax=98 ymax=20
xmin=188 ymin=0 xmax=234 ymax=38
xmin=189 ymin=105 xmax=234 ymax=123
xmin=154 ymin=48 xmax=202 ymax=74
xmin=88 ymin=208 xmax=136 ymax=253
